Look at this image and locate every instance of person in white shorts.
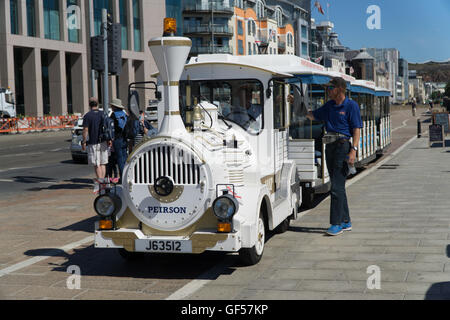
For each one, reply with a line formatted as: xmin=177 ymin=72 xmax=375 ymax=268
xmin=82 ymin=97 xmax=111 ymax=180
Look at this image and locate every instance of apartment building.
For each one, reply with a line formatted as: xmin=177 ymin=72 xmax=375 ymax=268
xmin=180 ymin=0 xmax=296 ymax=58
xmin=0 ymin=0 xmax=164 ymax=117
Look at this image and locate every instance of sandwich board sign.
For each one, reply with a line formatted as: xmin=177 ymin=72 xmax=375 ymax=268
xmin=429 ymin=124 xmax=445 ymax=148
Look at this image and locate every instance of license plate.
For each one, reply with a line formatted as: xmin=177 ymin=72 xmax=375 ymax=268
xmin=135 ymin=239 xmax=192 ymax=253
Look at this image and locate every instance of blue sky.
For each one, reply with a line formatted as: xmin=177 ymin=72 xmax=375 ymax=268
xmin=311 ymin=0 xmax=450 ymax=63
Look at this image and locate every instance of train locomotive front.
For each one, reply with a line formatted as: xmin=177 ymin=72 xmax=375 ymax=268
xmin=94 ymin=25 xmax=299 ymax=266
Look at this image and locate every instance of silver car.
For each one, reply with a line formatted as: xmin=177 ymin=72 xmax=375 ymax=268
xmin=70 ymin=116 xmax=87 ymax=163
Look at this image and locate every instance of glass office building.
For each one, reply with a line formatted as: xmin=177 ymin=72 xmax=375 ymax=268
xmin=44 ymin=0 xmax=60 ymax=40
xmin=166 ymin=0 xmax=183 ymax=35
xmin=1 ymin=0 xmax=161 ymax=117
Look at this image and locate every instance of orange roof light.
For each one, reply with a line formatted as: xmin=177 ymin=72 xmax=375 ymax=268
xmin=164 ymin=18 xmax=177 ymax=35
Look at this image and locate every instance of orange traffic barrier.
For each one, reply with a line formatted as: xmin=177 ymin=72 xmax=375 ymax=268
xmin=0 ymin=115 xmax=79 ymax=134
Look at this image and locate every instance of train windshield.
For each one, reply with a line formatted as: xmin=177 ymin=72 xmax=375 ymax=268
xmin=5 ymin=92 xmax=14 ymax=104
xmin=180 ymin=79 xmax=264 ymax=134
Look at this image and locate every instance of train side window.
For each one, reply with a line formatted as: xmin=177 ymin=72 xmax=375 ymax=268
xmin=273 ymin=81 xmax=285 ymax=129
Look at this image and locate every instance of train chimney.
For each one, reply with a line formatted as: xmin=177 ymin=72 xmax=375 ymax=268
xmin=148 ymin=18 xmax=191 ymax=135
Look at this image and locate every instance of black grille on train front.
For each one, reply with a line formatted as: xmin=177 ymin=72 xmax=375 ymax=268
xmin=133 ymin=146 xmax=200 ymax=185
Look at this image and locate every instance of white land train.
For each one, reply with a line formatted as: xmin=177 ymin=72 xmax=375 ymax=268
xmin=94 ymin=37 xmax=300 ymax=266
xmin=93 ymin=36 xmax=391 ymax=264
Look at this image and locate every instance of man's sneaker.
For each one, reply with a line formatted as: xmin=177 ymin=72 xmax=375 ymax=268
xmin=326 ymin=225 xmax=343 ymax=236
xmin=341 ymin=222 xmax=352 ymax=231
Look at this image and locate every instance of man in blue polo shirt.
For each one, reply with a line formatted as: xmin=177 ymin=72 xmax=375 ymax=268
xmin=307 ymin=77 xmax=363 ymax=236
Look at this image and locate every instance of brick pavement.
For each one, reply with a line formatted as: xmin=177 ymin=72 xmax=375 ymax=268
xmin=186 ymin=106 xmax=450 ymax=300
xmin=1 ymin=105 xmax=448 ymax=300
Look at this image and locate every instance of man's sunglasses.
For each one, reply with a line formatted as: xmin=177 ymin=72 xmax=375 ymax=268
xmin=327 ymin=86 xmax=336 ymax=90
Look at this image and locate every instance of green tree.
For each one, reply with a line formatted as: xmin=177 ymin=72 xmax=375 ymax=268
xmin=445 ymin=81 xmax=450 ymax=97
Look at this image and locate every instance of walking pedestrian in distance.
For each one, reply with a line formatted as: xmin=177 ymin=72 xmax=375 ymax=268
xmin=82 ymin=97 xmax=111 ymax=184
xmin=306 ymin=77 xmax=363 ymax=236
xmin=411 ymin=97 xmax=417 ymax=117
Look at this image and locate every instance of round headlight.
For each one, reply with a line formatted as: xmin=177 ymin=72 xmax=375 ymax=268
xmin=212 ymin=194 xmax=239 ymax=220
xmin=94 ymin=194 xmax=119 ymax=217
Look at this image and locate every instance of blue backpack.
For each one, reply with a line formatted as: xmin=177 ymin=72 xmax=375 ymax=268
xmin=114 ymin=111 xmax=127 ymax=130
xmin=100 ymin=112 xmax=114 ymax=142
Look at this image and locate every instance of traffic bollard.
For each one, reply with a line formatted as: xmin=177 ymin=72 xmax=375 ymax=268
xmin=417 ymin=118 xmax=421 ymax=138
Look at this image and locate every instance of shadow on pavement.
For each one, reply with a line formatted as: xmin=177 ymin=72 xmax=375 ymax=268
xmin=47 ymin=216 xmax=97 ymax=233
xmin=60 ymin=159 xmax=88 ymax=165
xmin=11 ymin=176 xmax=57 ymax=184
xmin=429 ymin=140 xmax=450 ymax=148
xmin=24 ymin=243 xmax=238 ymax=281
xmin=27 ymin=178 xmax=93 ymax=192
xmin=299 ymin=192 xmax=330 ymax=213
xmin=288 ymin=226 xmax=328 ymax=234
xmin=424 ymin=244 xmax=450 ymax=300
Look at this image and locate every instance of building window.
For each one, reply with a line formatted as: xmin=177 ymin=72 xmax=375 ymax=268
xmin=256 ymin=0 xmax=264 ymax=18
xmin=26 ymin=0 xmax=36 ymax=37
xmin=275 ymin=7 xmax=282 ymax=27
xmin=94 ymin=0 xmax=114 ymax=36
xmin=10 ymin=0 xmax=19 ymax=35
xmin=237 ymin=20 xmax=243 ymax=35
xmin=119 ymin=0 xmax=128 ymax=50
xmin=166 ymin=0 xmax=183 ymax=35
xmin=238 ymin=39 xmax=244 ymax=55
xmin=133 ymin=0 xmax=142 ymax=51
xmin=301 ymin=25 xmax=307 ymax=38
xmin=44 ymin=0 xmax=60 ymax=40
xmin=248 ymin=42 xmax=252 ymax=55
xmin=253 ymin=43 xmax=257 ymax=54
xmin=67 ymin=0 xmax=79 ymax=43
xmin=302 ymin=42 xmax=308 ymax=56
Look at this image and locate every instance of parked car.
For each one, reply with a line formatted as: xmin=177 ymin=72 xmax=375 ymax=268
xmin=70 ymin=115 xmax=87 ymax=163
xmin=145 ymin=100 xmax=158 ymax=122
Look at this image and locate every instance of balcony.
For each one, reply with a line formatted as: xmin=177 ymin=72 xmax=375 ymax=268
xmin=190 ymin=45 xmax=232 ymax=55
xmin=183 ymin=3 xmax=234 ymax=14
xmin=184 ymin=24 xmax=233 ymax=36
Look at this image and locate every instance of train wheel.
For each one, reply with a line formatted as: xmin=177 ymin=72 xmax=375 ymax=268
xmin=239 ymin=211 xmax=266 ymax=266
xmin=275 ymin=210 xmax=294 ymax=234
xmin=302 ymin=189 xmax=314 ymax=208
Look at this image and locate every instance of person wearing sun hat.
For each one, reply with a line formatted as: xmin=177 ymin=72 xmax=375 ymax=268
xmin=306 ymin=77 xmax=363 ymax=236
xmin=110 ymin=98 xmax=128 ymax=182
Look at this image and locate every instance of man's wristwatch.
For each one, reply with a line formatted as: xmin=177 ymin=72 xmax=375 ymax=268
xmin=351 ymin=146 xmax=358 ymax=152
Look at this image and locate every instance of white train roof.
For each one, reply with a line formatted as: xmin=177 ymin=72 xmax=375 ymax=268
xmin=186 ymin=54 xmax=293 ymax=78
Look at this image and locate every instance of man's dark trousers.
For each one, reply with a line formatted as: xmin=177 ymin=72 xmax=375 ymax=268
xmin=113 ymin=137 xmax=128 ymax=182
xmin=325 ymin=139 xmax=351 ymax=226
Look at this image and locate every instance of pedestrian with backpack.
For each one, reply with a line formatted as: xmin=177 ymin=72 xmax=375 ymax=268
xmin=110 ymin=98 xmax=128 ymax=183
xmin=82 ymin=97 xmax=111 ymax=181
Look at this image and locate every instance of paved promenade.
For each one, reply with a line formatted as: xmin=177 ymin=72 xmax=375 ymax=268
xmin=186 ymin=110 xmax=450 ymax=300
xmin=1 ymin=106 xmax=448 ymax=300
